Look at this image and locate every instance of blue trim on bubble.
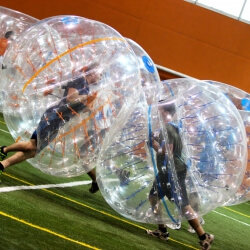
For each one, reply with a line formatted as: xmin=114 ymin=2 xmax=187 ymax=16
xmin=147 ymin=105 xmax=178 ymax=223
xmin=142 ymin=56 xmax=155 ymax=73
xmin=241 ymin=98 xmax=250 ymax=111
xmin=61 ymin=16 xmax=79 ymax=25
xmin=162 ymin=81 xmax=174 ymax=97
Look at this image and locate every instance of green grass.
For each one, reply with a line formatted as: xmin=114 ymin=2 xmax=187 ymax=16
xmin=0 ymin=112 xmax=249 ymax=250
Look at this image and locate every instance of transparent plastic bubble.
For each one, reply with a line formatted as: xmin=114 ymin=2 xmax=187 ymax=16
xmin=230 ymin=111 xmax=250 ymax=205
xmin=205 ymin=80 xmax=250 ymax=205
xmin=2 ymin=15 xmax=141 ymax=177
xmin=205 ymin=80 xmax=250 ymax=111
xmin=126 ymin=38 xmax=160 ymax=104
xmin=0 ymin=6 xmax=38 ymax=112
xmin=96 ymin=78 xmax=247 ymax=224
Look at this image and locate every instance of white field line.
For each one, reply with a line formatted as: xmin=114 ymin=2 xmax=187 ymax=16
xmin=1 ymin=123 xmax=249 ymax=227
xmin=0 ymin=126 xmax=91 ymax=191
xmin=0 ymin=128 xmax=10 ymax=134
xmin=212 ymin=210 xmax=250 ymax=227
xmin=0 ymin=180 xmax=91 ymax=193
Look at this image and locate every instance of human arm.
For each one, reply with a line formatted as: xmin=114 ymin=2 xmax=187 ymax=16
xmin=150 ymin=131 xmax=165 ymax=154
xmin=150 ymin=129 xmax=175 ymax=155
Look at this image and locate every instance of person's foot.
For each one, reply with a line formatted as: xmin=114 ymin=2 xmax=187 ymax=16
xmin=166 ymin=222 xmax=181 ymax=230
xmin=146 ymin=229 xmax=169 ymax=241
xmin=89 ymin=181 xmax=99 ymax=193
xmin=0 ymin=146 xmax=7 ymax=161
xmin=199 ymin=233 xmax=214 ymax=250
xmin=118 ymin=169 xmax=130 ymax=186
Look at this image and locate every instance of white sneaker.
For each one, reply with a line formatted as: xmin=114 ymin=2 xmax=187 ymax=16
xmin=200 ymin=217 xmax=205 ymax=225
xmin=166 ymin=222 xmax=181 ymax=230
xmin=187 ymin=226 xmax=195 ymax=233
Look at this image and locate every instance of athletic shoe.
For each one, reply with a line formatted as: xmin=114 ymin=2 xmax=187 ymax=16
xmin=119 ymin=169 xmax=130 ymax=186
xmin=200 ymin=217 xmax=205 ymax=225
xmin=146 ymin=229 xmax=169 ymax=241
xmin=188 ymin=226 xmax=195 ymax=233
xmin=89 ymin=181 xmax=99 ymax=193
xmin=166 ymin=222 xmax=181 ymax=230
xmin=0 ymin=146 xmax=7 ymax=161
xmin=199 ymin=233 xmax=214 ymax=250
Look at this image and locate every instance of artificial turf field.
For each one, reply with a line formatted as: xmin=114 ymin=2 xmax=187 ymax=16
xmin=0 ymin=113 xmax=249 ymax=250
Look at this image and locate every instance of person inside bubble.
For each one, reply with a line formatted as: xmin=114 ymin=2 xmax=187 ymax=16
xmin=146 ymin=100 xmax=214 ymax=250
xmin=0 ymin=30 xmax=14 ymax=69
xmin=0 ymin=64 xmax=102 ymax=193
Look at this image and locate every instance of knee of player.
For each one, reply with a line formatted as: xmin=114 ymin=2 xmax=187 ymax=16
xmin=29 ymin=149 xmax=37 ymax=158
xmin=25 ymin=141 xmax=37 ymax=153
xmin=182 ymin=205 xmax=198 ymax=219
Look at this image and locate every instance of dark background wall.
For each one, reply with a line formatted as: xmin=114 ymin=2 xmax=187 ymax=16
xmin=2 ymin=0 xmax=249 ymax=92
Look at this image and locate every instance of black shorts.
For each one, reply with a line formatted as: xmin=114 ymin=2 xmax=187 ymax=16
xmin=30 ymin=130 xmax=38 ymax=141
xmin=176 ymin=168 xmax=189 ymax=208
xmin=149 ymin=170 xmax=172 ymax=201
xmin=31 ymin=103 xmax=84 ymax=153
xmin=149 ymin=164 xmax=190 ymax=208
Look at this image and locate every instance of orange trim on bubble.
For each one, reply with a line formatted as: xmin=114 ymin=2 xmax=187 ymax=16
xmin=56 ymin=111 xmax=65 ymax=122
xmin=72 ymin=128 xmax=81 ymax=159
xmin=22 ymin=37 xmax=125 ymax=93
xmin=26 ymin=55 xmax=37 ymax=73
xmin=38 ymin=150 xmax=46 ymax=163
xmin=61 ymin=137 xmax=66 ymax=159
xmin=15 ymin=136 xmax=21 ymax=143
xmin=67 ymin=106 xmax=81 ymax=118
xmin=48 ymin=141 xmax=57 ymax=168
xmin=54 ymin=99 xmax=110 ymax=142
xmin=49 ymin=30 xmax=64 ymax=83
xmin=15 ymin=65 xmax=26 ymax=78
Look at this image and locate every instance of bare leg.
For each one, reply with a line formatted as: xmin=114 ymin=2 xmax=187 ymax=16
xmin=87 ymin=168 xmax=96 ymax=182
xmin=149 ymin=194 xmax=161 ymax=215
xmin=1 ymin=140 xmax=37 ymax=169
xmin=187 ymin=209 xmax=214 ymax=250
xmin=149 ymin=194 xmax=158 ymax=209
xmin=147 ymin=195 xmax=169 ymax=239
xmin=88 ymin=168 xmax=99 ymax=193
xmin=3 ymin=140 xmax=37 ymax=154
xmin=188 ymin=217 xmax=205 ymax=236
xmin=183 ymin=205 xmax=205 ymax=237
xmin=188 ymin=192 xmax=205 ymax=233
